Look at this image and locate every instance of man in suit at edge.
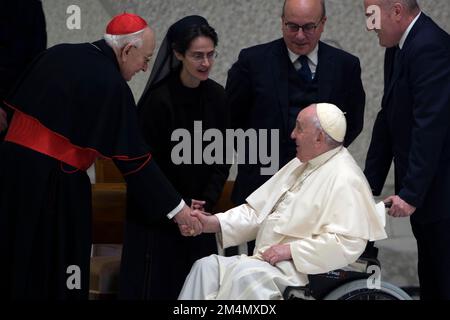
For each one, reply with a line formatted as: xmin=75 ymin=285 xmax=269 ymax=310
xmin=363 ymin=0 xmax=450 ymax=299
xmin=225 ymin=0 xmax=366 ymax=254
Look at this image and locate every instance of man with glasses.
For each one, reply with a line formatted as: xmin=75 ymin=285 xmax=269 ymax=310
xmin=225 ymin=0 xmax=365 ymax=255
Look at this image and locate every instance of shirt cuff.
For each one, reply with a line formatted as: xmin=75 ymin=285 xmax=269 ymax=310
xmin=166 ymin=200 xmax=186 ymax=219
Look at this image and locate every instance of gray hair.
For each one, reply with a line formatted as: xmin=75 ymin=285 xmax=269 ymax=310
xmin=282 ymin=0 xmax=326 ymax=18
xmin=104 ymin=29 xmax=145 ymax=49
xmin=311 ymin=111 xmax=342 ymax=148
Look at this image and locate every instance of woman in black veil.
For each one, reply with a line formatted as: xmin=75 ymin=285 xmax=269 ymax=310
xmin=119 ymin=15 xmax=230 ymax=300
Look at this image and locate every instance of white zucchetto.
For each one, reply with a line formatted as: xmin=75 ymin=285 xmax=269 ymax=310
xmin=316 ymin=103 xmax=347 ymax=143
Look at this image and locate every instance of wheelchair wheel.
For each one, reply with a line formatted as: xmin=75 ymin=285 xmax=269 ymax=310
xmin=324 ymin=280 xmax=413 ymax=300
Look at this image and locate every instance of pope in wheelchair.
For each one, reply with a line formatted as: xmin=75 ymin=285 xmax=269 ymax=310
xmin=178 ymin=103 xmax=409 ymax=300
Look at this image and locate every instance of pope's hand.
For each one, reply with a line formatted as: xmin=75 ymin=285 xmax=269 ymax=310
xmin=191 ymin=209 xmax=220 ymax=233
xmin=262 ymin=244 xmax=292 ymax=265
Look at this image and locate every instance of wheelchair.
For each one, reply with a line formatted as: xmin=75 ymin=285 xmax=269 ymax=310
xmin=283 ymin=243 xmax=413 ymax=300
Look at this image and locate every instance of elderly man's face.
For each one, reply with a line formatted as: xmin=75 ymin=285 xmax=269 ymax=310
xmin=282 ymin=0 xmax=326 ymax=56
xmin=364 ymin=0 xmax=403 ymax=48
xmin=290 ymin=106 xmax=320 ymax=162
xmin=120 ymin=27 xmax=155 ymax=81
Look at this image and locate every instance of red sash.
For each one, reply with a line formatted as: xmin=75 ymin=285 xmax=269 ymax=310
xmin=5 ymin=110 xmax=99 ymax=171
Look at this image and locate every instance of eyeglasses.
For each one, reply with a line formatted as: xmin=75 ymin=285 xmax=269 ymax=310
xmin=284 ymin=18 xmax=324 ymax=35
xmin=144 ymin=54 xmax=153 ymax=63
xmin=132 ymin=46 xmax=152 ymax=64
xmin=187 ymin=51 xmax=218 ymax=63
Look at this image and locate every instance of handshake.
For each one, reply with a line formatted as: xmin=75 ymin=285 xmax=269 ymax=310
xmin=173 ymin=199 xmax=221 ymax=236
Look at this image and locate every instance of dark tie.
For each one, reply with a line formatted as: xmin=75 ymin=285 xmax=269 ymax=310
xmin=297 ymin=55 xmax=313 ymax=83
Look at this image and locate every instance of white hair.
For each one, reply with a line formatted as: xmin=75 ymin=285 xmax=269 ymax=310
xmin=103 ymin=29 xmax=145 ymax=49
xmin=311 ymin=109 xmax=342 ymax=148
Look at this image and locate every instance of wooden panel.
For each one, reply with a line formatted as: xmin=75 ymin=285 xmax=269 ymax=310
xmin=95 ymin=159 xmax=124 ymax=183
xmin=212 ymin=181 xmax=235 ymax=213
xmin=91 ymin=183 xmax=126 ymax=244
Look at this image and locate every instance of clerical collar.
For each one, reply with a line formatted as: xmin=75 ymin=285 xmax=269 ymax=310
xmin=287 ymin=44 xmax=319 ymax=66
xmin=307 ymin=146 xmax=342 ymax=168
xmin=399 ymin=11 xmax=421 ymax=49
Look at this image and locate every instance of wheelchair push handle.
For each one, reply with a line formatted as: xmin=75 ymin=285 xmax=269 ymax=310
xmin=384 ymin=200 xmax=392 ymax=208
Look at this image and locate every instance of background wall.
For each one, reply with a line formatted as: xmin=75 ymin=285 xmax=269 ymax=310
xmin=41 ymin=0 xmax=449 ymax=291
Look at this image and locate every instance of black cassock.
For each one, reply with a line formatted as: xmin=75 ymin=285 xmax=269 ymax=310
xmin=0 ymin=40 xmax=181 ymax=299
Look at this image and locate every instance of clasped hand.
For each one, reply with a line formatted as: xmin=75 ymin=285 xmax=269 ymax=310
xmin=174 ymin=201 xmax=219 ymax=237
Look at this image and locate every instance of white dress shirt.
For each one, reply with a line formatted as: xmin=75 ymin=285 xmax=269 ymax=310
xmin=287 ymin=44 xmax=319 ymax=77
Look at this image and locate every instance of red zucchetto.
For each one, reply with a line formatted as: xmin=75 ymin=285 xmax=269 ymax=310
xmin=106 ymin=13 xmax=148 ymax=35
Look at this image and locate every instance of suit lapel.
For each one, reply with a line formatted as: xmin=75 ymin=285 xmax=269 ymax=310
xmin=271 ymin=40 xmax=290 ymax=133
xmin=316 ymin=42 xmax=335 ymax=101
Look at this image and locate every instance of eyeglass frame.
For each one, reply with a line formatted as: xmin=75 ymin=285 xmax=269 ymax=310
xmin=283 ymin=16 xmax=325 ymax=35
xmin=185 ymin=50 xmax=219 ymax=63
xmin=131 ymin=45 xmax=152 ymax=64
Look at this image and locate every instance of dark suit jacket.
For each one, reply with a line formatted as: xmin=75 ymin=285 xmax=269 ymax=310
xmin=365 ymin=14 xmax=450 ymax=224
xmin=226 ymin=39 xmax=365 ymax=204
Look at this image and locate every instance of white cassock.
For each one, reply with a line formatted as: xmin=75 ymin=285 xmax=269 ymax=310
xmin=178 ymin=147 xmax=387 ymax=300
